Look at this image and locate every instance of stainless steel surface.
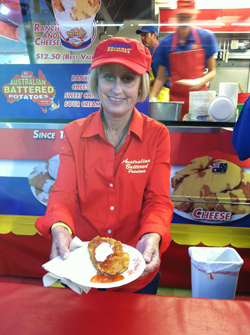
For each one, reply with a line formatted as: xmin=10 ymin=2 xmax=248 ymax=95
xmin=166 ymin=126 xmax=222 ymax=133
xmin=0 ymin=123 xmax=228 ymax=134
xmin=0 ymin=123 xmax=66 ymax=129
xmin=149 ymin=101 xmax=184 ymax=121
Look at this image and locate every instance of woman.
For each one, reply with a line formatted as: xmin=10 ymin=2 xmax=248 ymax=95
xmin=35 ymin=37 xmax=173 ymax=294
xmin=150 ymin=0 xmax=219 ymax=119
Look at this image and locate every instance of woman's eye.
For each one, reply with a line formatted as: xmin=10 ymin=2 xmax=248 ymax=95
xmin=122 ymin=75 xmax=133 ymax=83
xmin=104 ymin=73 xmax=115 ymax=81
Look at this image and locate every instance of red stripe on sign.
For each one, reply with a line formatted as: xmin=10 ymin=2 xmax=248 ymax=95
xmin=0 ymin=128 xmax=63 ymax=160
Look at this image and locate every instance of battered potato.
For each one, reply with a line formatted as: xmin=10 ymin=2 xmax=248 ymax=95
xmin=70 ymin=0 xmax=100 ymax=20
xmin=52 ymin=0 xmax=65 ymax=12
xmin=29 ymin=170 xmax=55 ymax=193
xmin=88 ymin=236 xmax=130 ymax=276
xmin=171 ymin=157 xmax=249 ymax=215
xmin=171 ymin=156 xmax=212 ymax=189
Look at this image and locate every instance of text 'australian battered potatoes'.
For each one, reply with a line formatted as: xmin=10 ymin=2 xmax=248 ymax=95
xmin=171 ymin=156 xmax=250 ymax=215
xmin=88 ymin=236 xmax=130 ymax=276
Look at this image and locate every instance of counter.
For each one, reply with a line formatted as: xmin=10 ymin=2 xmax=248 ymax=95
xmin=1 ymin=282 xmax=250 ymax=335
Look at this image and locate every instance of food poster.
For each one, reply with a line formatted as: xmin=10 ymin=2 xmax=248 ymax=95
xmin=2 ymin=126 xmax=250 ymax=229
xmin=0 ymin=125 xmax=62 ymax=216
xmin=33 ymin=0 xmax=101 ymax=64
xmin=0 ymin=64 xmax=149 ymax=121
xmin=169 ymin=130 xmax=250 ymax=228
xmin=1 ymin=64 xmax=99 ymax=120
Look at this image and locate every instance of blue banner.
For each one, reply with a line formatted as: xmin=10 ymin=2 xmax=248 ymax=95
xmin=0 ymin=64 xmax=149 ymax=120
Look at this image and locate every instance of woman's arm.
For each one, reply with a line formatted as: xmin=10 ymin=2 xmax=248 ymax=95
xmin=136 ymin=125 xmax=173 ymax=274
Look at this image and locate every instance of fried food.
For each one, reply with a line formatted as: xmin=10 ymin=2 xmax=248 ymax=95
xmin=52 ymin=0 xmax=100 ymax=21
xmin=52 ymin=0 xmax=65 ymax=12
xmin=88 ymin=236 xmax=130 ymax=276
xmin=29 ymin=170 xmax=55 ymax=193
xmin=28 ymin=155 xmax=60 ymax=205
xmin=171 ymin=156 xmax=213 ymax=189
xmin=171 ymin=156 xmax=250 ymax=215
xmin=70 ymin=0 xmax=100 ymax=20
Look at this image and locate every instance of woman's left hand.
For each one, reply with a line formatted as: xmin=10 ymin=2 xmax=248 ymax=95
xmin=136 ymin=233 xmax=161 ymax=277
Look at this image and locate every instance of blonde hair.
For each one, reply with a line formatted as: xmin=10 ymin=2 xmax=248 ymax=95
xmin=88 ymin=66 xmax=150 ymax=103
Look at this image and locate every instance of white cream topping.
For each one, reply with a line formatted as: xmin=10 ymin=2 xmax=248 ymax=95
xmin=95 ymin=242 xmax=114 ymax=262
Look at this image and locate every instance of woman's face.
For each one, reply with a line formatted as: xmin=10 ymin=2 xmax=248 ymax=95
xmin=97 ymin=64 xmax=141 ymax=118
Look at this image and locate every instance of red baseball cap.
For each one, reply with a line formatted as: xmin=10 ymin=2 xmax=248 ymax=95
xmin=175 ymin=0 xmax=199 ymax=16
xmin=91 ymin=37 xmax=151 ymax=75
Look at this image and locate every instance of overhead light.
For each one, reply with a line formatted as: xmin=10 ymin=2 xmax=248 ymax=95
xmin=96 ymin=23 xmax=124 ymax=27
xmin=138 ymin=23 xmax=225 ymax=27
xmin=231 ymin=23 xmax=250 ymax=26
xmin=0 ymin=4 xmax=10 ymax=15
xmin=138 ymin=23 xmax=158 ymax=26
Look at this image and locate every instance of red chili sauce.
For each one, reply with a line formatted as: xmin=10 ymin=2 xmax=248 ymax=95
xmin=90 ymin=274 xmax=124 ymax=283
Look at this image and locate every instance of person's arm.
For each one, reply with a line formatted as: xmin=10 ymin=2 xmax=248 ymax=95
xmin=136 ymin=233 xmax=161 ymax=277
xmin=232 ymin=96 xmax=250 ymax=160
xmin=175 ymin=54 xmax=216 ymax=89
xmin=136 ymin=125 xmax=173 ymax=275
xmin=50 ymin=225 xmax=73 ymax=260
xmin=149 ymin=65 xmax=169 ymax=100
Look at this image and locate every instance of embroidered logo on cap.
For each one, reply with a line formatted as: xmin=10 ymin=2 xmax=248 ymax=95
xmin=107 ymin=43 xmax=131 ymax=54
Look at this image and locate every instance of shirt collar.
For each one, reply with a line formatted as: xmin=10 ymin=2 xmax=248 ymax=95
xmin=81 ymin=108 xmax=104 ymax=138
xmin=81 ymin=107 xmax=143 ymax=141
xmin=177 ymin=28 xmax=195 ymax=45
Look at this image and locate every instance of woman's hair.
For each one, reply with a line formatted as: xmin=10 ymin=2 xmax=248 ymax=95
xmin=88 ymin=66 xmax=150 ymax=103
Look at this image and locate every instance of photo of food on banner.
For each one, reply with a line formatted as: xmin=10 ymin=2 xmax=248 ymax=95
xmin=170 ymin=156 xmax=250 ymax=222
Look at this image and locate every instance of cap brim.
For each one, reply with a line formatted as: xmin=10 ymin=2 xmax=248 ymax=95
xmin=91 ymin=58 xmax=148 ymax=75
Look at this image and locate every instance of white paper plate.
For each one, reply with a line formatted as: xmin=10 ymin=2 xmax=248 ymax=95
xmin=42 ymin=242 xmax=146 ymax=289
xmin=208 ymin=96 xmax=235 ymax=122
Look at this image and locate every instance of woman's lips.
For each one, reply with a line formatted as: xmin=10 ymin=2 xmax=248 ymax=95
xmin=109 ymin=96 xmax=125 ymax=102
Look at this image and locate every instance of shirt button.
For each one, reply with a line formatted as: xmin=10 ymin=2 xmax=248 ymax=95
xmin=108 ymin=230 xmax=112 ymax=234
xmin=110 ymin=206 xmax=114 ymax=210
xmin=110 ymin=183 xmax=113 ymax=187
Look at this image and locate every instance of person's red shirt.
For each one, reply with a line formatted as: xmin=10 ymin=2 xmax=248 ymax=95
xmin=36 ymin=107 xmax=173 ymax=292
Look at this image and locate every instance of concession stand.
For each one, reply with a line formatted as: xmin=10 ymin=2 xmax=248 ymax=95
xmin=1 ymin=0 xmax=250 ymax=326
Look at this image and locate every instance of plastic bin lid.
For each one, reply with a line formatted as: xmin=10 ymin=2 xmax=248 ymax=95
xmin=208 ymin=96 xmax=235 ymax=122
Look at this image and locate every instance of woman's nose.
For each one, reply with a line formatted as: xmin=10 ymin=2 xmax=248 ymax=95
xmin=112 ymin=78 xmax=123 ymax=93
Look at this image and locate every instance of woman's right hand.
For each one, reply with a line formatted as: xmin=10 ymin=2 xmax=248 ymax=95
xmin=50 ymin=225 xmax=73 ymax=260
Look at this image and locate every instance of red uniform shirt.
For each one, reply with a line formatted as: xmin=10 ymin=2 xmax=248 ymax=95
xmin=36 ymin=107 xmax=173 ymax=292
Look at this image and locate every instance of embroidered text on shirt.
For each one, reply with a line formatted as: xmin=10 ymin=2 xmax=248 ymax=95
xmin=122 ymin=158 xmax=151 ymax=174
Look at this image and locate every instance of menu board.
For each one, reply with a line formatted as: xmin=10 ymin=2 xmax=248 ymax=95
xmin=0 ymin=64 xmax=149 ymax=121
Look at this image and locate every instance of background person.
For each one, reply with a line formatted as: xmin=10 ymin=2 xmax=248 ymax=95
xmin=232 ymin=96 xmax=250 ymax=160
xmin=136 ymin=25 xmax=170 ymax=102
xmin=150 ymin=0 xmax=219 ymax=119
xmin=35 ymin=37 xmax=173 ymax=294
